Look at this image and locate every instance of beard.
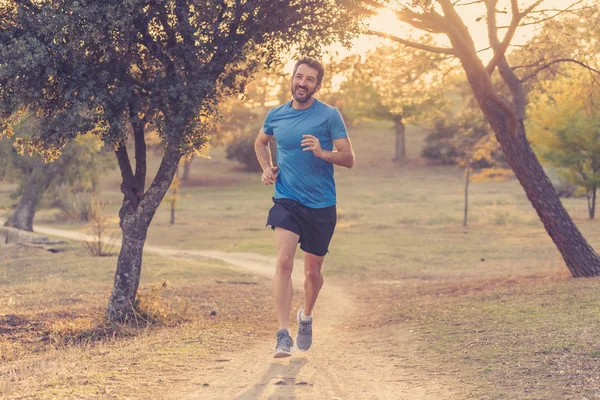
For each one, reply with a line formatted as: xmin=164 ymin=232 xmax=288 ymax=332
xmin=291 ymin=84 xmax=316 ymax=104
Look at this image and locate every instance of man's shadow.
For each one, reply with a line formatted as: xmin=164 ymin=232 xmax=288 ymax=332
xmin=236 ymin=357 xmax=309 ymax=400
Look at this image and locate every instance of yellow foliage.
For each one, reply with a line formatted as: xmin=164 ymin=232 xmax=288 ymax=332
xmin=471 ymin=168 xmax=513 ymax=182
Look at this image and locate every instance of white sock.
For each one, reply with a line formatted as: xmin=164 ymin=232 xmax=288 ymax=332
xmin=301 ymin=311 xmax=312 ymax=322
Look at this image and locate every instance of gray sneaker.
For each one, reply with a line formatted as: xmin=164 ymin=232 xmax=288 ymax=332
xmin=274 ymin=328 xmax=293 ymax=358
xmin=295 ymin=308 xmax=312 ymax=351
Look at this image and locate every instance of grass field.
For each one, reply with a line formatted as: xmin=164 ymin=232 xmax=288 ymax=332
xmin=2 ymin=120 xmax=600 ymax=398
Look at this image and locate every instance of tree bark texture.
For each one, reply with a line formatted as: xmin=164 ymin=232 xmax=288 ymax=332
xmin=393 ymin=115 xmax=406 ymax=162
xmin=105 ymin=232 xmax=147 ymax=321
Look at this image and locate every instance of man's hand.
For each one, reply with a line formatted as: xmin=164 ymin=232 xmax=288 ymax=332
xmin=301 ymin=135 xmax=323 ymax=158
xmin=262 ymin=166 xmax=279 ymax=185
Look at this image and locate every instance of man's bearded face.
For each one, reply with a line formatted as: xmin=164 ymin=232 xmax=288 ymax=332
xmin=291 ymin=64 xmax=321 ymax=104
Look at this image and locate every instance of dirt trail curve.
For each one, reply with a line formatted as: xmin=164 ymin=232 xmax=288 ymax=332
xmin=34 ymin=225 xmax=458 ymax=399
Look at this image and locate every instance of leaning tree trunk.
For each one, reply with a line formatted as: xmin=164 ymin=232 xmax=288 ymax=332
xmin=4 ymin=158 xmax=66 ymax=231
xmin=459 ymin=57 xmax=600 ymax=277
xmin=105 ymin=118 xmax=183 ymax=322
xmin=392 ymin=115 xmax=406 ymax=162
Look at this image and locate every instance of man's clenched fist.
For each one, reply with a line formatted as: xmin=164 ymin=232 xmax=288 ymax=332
xmin=262 ymin=166 xmax=279 ymax=185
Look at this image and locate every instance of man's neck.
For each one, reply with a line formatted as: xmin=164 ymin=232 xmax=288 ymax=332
xmin=291 ymin=97 xmax=316 ymax=110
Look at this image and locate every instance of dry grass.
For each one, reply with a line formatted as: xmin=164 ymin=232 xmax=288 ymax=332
xmin=0 ymin=244 xmax=274 ymax=398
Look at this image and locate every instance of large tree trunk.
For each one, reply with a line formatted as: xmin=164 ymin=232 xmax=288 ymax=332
xmin=4 ymin=159 xmax=65 ymax=231
xmin=106 ymin=114 xmax=183 ymax=322
xmin=106 ymin=228 xmax=147 ymax=320
xmin=106 ymin=145 xmax=182 ymax=321
xmin=392 ymin=115 xmax=406 ymax=162
xmin=460 ymin=58 xmax=600 ymax=276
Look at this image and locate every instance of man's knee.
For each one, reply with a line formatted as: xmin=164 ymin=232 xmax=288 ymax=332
xmin=276 ymin=254 xmax=294 ymax=275
xmin=304 ymin=268 xmax=322 ymax=283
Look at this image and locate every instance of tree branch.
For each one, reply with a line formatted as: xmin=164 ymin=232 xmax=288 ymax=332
xmin=115 ymin=142 xmax=142 ymax=221
xmin=485 ymin=0 xmax=545 ymax=74
xmin=138 ymin=139 xmax=183 ymax=220
xmin=129 ymin=105 xmax=146 ymax=196
xmin=485 ymin=0 xmax=500 ymax=48
xmin=497 ymin=0 xmax=588 ymax=28
xmin=395 ymin=8 xmax=447 ymax=33
xmin=174 ymin=0 xmax=196 ymax=48
xmin=436 ymin=0 xmax=479 ymax=55
xmin=366 ymin=30 xmax=456 ymax=55
xmin=157 ymin=6 xmax=177 ymax=49
xmin=519 ymin=58 xmax=600 ymax=82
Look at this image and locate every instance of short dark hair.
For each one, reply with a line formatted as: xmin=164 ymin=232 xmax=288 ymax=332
xmin=292 ymin=57 xmax=325 ymax=86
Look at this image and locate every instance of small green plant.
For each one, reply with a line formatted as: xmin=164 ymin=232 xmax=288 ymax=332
xmin=589 ymin=351 xmax=600 ymax=359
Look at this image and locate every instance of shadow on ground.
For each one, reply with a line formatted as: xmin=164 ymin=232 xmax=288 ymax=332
xmin=236 ymin=358 xmax=309 ymax=399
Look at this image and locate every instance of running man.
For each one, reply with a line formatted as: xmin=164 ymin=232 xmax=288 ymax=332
xmin=254 ymin=57 xmax=355 ymax=358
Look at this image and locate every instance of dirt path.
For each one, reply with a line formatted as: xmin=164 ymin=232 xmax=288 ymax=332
xmin=34 ymin=225 xmax=460 ymax=399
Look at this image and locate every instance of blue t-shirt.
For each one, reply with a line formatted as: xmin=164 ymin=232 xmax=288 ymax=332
xmin=263 ymin=99 xmax=348 ymax=208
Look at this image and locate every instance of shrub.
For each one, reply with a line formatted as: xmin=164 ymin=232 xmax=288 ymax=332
xmin=421 ymin=119 xmax=462 ymax=164
xmin=226 ymin=136 xmax=277 ymax=171
xmin=54 ymin=193 xmax=94 ymax=222
xmin=80 ymin=197 xmax=117 ymax=257
xmin=421 ymin=115 xmax=505 ymax=168
xmin=553 ymin=177 xmax=577 ymax=198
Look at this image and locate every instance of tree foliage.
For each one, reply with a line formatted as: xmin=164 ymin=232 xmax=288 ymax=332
xmin=527 ymin=69 xmax=600 ymax=218
xmin=1 ymin=0 xmax=355 ymax=320
xmin=422 ymin=109 xmax=503 ymax=169
xmin=1 ymin=114 xmax=114 ymax=230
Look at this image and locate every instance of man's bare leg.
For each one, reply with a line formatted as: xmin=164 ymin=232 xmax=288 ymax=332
xmin=303 ymin=252 xmax=325 ymax=316
xmin=295 ymin=252 xmax=324 ymax=351
xmin=273 ymin=227 xmax=299 ymax=330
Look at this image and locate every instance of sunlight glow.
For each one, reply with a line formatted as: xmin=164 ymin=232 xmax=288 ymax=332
xmin=368 ymin=8 xmax=409 ymax=38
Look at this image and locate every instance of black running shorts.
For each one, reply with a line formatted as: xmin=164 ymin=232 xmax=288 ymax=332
xmin=266 ymin=198 xmax=337 ymax=257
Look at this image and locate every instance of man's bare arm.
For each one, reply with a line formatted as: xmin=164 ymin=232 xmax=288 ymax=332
xmin=301 ymin=135 xmax=355 ymax=168
xmin=254 ymin=128 xmax=279 ymax=185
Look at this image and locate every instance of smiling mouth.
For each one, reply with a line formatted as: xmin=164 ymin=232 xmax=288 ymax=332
xmin=296 ymin=87 xmax=308 ymax=95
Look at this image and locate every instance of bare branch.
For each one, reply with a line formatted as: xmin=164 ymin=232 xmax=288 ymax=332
xmin=454 ymin=0 xmax=484 ymax=6
xmin=485 ymin=0 xmax=544 ymax=74
xmin=395 ymin=8 xmax=447 ymax=33
xmin=519 ymin=58 xmax=600 ymax=82
xmin=497 ymin=0 xmax=588 ymax=28
xmin=485 ymin=0 xmax=500 ymax=48
xmin=366 ymin=29 xmax=456 ymax=55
